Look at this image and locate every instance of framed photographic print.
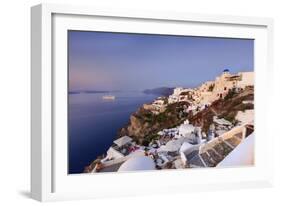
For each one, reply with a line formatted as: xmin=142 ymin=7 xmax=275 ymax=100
xmin=31 ymin=3 xmax=274 ymax=201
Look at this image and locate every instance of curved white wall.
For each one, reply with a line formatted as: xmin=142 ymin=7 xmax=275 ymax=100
xmin=217 ymin=133 xmax=254 ymax=167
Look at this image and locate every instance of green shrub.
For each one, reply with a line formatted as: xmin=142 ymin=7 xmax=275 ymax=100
xmin=156 ymin=113 xmax=167 ymax=122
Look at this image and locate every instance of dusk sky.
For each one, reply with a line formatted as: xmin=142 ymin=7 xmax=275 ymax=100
xmin=68 ymin=31 xmax=254 ymax=91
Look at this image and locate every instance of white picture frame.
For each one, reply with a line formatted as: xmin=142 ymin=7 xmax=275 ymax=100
xmin=31 ymin=3 xmax=274 ymax=202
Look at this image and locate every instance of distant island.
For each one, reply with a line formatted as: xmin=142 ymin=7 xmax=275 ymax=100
xmin=69 ymin=90 xmax=111 ymax=95
xmin=143 ymin=87 xmax=174 ymax=97
xmin=69 ymin=88 xmax=175 ymax=96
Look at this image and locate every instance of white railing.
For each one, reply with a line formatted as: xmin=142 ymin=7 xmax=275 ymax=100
xmin=199 ymin=122 xmax=252 ymax=154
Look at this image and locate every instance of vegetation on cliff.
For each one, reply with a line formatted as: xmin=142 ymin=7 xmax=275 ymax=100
xmin=119 ymin=101 xmax=190 ymax=145
xmin=119 ymin=86 xmax=254 ymax=145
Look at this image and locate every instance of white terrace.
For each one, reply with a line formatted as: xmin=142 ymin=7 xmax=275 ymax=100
xmin=181 ymin=123 xmax=254 ymax=168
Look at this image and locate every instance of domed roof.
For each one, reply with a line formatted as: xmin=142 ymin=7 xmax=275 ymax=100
xmin=118 ymin=156 xmax=156 ymax=172
xmin=180 ymin=142 xmax=194 ymax=153
xmin=223 ymin=69 xmax=230 ymax=73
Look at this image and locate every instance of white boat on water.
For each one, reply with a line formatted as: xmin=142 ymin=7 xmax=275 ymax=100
xmin=102 ymin=95 xmax=115 ymax=100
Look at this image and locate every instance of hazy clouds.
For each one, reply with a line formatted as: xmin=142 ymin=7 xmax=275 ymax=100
xmin=68 ymin=31 xmax=254 ymax=91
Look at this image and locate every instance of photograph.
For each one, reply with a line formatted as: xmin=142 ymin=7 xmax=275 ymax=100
xmin=68 ymin=31 xmax=254 ymax=174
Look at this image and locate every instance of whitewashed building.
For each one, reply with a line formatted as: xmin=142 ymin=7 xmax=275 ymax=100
xmin=178 ymin=124 xmax=195 ymax=138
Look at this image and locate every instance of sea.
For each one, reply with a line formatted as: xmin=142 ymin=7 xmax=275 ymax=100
xmin=68 ymin=91 xmax=158 ymax=174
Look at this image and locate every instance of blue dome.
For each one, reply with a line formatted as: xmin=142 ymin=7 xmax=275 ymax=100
xmin=223 ymin=69 xmax=230 ymax=73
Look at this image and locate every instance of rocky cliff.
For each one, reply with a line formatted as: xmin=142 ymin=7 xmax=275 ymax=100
xmin=119 ymin=101 xmax=190 ymax=145
xmin=119 ymin=86 xmax=254 ymax=144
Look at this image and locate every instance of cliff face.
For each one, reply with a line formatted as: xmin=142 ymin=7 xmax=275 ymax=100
xmin=119 ymin=101 xmax=190 ymax=145
xmin=119 ymin=86 xmax=254 ymax=144
xmin=126 ymin=114 xmax=148 ymax=138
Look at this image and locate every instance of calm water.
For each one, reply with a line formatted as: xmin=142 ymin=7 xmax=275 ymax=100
xmin=68 ymin=91 xmax=158 ymax=174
